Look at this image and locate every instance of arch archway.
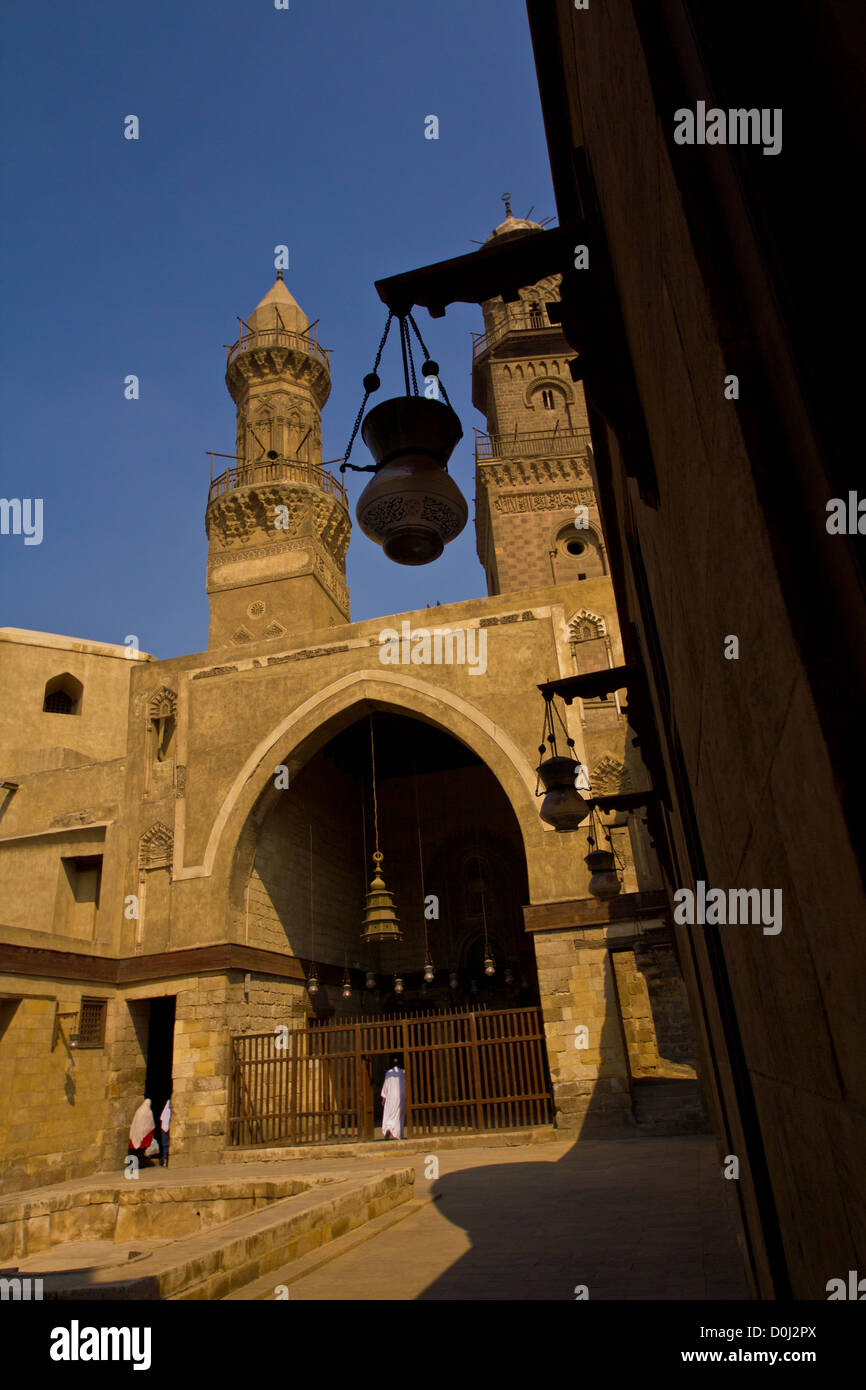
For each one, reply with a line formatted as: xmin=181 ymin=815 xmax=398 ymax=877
xmin=226 ymin=699 xmax=539 ymax=1018
xmin=204 ymin=669 xmax=546 ymax=893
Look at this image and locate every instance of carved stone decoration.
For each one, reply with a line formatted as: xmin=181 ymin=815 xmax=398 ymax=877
xmin=590 ymin=755 xmax=632 ymax=794
xmin=491 ymin=487 xmax=594 ymax=514
xmin=478 ymin=459 xmax=588 ymax=490
xmin=231 ymin=627 xmax=254 ymax=644
xmin=205 ymin=485 xmax=311 ymax=549
xmin=174 ymin=766 xmax=187 ymax=799
xmin=262 ymin=620 xmax=287 ymax=640
xmin=139 ymin=821 xmax=174 ymax=871
xmin=148 ymin=686 xmax=177 ymax=721
xmin=50 ymin=809 xmax=96 ymax=828
xmin=569 ymin=609 xmax=607 ymax=643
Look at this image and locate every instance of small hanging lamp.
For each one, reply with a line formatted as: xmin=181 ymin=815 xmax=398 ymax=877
xmin=307 ymin=823 xmax=320 ymax=994
xmin=360 ymin=716 xmax=403 ymax=943
xmin=341 ymin=954 xmax=352 ymax=1000
xmin=340 ymin=312 xmax=468 ymax=565
xmin=536 ymin=693 xmax=591 ymax=831
xmin=449 ymin=970 xmax=459 ymax=991
xmin=414 ymin=770 xmax=435 ymax=986
xmin=365 ymin=970 xmax=377 ymax=990
xmin=473 ymin=824 xmax=496 ymax=978
xmin=394 ymin=975 xmax=405 ymax=995
xmin=585 ymin=805 xmax=623 ymax=900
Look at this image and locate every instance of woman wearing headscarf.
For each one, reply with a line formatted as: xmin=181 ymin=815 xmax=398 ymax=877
xmin=128 ymin=1098 xmax=155 ymax=1165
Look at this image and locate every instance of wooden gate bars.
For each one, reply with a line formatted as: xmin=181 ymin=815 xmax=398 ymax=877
xmin=228 ymin=1005 xmax=552 ymax=1147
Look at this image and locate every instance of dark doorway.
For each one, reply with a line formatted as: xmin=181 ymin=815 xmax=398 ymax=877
xmin=144 ymin=996 xmax=176 ymax=1119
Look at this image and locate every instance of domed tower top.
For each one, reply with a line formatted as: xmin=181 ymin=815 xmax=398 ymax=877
xmin=484 ymin=196 xmax=544 ymax=245
xmin=247 ymin=269 xmax=309 ymax=336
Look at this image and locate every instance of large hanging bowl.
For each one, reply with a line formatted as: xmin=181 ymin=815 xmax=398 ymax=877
xmin=537 ymin=755 xmax=591 ymax=831
xmin=356 ymin=397 xmax=468 ymax=565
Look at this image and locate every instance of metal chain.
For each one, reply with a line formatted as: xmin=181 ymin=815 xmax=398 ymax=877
xmin=340 ymin=312 xmax=395 ymax=473
xmin=408 ymin=311 xmax=452 ymax=405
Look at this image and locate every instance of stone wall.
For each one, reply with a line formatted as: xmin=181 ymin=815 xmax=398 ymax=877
xmin=534 ymin=928 xmax=632 ymax=1131
xmin=0 ymin=992 xmax=114 ymax=1196
xmin=612 ymin=946 xmax=698 ymax=1079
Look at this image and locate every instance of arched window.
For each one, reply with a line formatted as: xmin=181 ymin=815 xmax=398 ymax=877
xmin=43 ymin=674 xmax=83 ymax=715
xmin=541 ymin=388 xmax=555 ymax=410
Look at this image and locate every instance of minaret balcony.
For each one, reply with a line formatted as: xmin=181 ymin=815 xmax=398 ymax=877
xmin=474 ymin=426 xmax=592 ymax=461
xmin=226 ymin=325 xmax=330 ymax=372
xmin=471 ymin=306 xmax=557 ymax=359
xmin=207 ymin=453 xmax=347 ymax=506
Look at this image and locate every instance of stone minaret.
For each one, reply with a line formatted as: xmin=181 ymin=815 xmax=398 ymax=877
xmin=472 ymin=207 xmax=605 ymax=596
xmin=205 ymin=273 xmax=350 ymax=648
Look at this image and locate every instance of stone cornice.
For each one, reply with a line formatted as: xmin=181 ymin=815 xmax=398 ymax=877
xmin=0 ymin=941 xmax=308 ymax=985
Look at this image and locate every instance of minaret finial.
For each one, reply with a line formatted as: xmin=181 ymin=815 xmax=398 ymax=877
xmin=276 ymin=267 xmax=284 ymax=281
xmin=502 ymin=191 xmax=513 ymax=217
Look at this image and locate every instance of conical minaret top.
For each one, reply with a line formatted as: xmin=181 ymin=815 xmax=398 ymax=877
xmin=246 ymin=270 xmax=309 ymax=336
xmin=204 ymin=272 xmax=350 ymax=649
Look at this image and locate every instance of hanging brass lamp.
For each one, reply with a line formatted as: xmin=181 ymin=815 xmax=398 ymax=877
xmin=361 ymin=850 xmax=403 ymax=943
xmin=360 ymin=716 xmax=403 ymax=944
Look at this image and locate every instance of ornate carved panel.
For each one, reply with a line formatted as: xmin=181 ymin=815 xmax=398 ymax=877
xmin=139 ymin=821 xmax=174 ymax=871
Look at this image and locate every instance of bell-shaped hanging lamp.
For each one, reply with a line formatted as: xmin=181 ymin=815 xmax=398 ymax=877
xmin=360 ymin=716 xmax=403 ymax=943
xmin=360 ymin=850 xmax=403 ymax=943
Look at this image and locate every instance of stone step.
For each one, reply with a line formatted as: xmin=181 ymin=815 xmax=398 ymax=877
xmin=219 ymin=1126 xmax=557 ymax=1165
xmin=33 ymin=1167 xmax=414 ymax=1301
xmin=223 ymin=1195 xmax=436 ymax=1299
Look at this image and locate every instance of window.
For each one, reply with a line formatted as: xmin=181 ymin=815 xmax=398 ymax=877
xmin=77 ymin=997 xmax=107 ymax=1049
xmin=43 ymin=674 xmax=83 ymax=715
xmin=541 ymin=389 xmax=556 ymax=410
xmin=64 ymin=855 xmax=103 ymax=908
xmin=44 ymin=689 xmax=73 ymax=714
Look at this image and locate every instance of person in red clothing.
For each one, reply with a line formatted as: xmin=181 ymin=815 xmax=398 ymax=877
xmin=128 ymin=1098 xmax=155 ymax=1166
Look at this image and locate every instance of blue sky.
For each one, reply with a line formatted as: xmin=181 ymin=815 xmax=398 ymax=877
xmin=0 ymin=0 xmax=555 ymax=657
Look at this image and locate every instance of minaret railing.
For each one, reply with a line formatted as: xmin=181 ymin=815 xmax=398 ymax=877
xmin=474 ymin=426 xmax=592 ymax=460
xmin=471 ymin=307 xmax=555 ymax=359
xmin=207 ymin=453 xmax=347 ymax=506
xmin=226 ymin=327 xmax=331 ymax=371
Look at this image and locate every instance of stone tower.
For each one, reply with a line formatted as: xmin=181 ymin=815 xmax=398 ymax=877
xmin=205 ymin=273 xmax=351 ymax=649
xmin=472 ymin=208 xmax=606 ymax=598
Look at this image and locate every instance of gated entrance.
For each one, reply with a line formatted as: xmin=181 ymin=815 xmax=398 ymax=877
xmin=228 ymin=1005 xmax=553 ymax=1147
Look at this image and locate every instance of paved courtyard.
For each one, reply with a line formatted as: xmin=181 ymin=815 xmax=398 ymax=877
xmin=4 ymin=1134 xmax=752 ymax=1300
xmin=246 ymin=1134 xmax=751 ymax=1300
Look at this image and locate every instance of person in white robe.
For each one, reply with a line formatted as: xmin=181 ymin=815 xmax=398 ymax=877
xmin=128 ymin=1098 xmax=155 ymax=1161
xmin=380 ymin=1059 xmax=406 ymax=1140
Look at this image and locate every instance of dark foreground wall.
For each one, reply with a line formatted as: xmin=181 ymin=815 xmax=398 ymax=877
xmin=528 ymin=0 xmax=866 ymax=1298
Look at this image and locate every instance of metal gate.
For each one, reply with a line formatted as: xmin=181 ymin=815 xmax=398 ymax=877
xmin=228 ymin=1006 xmax=553 ymax=1147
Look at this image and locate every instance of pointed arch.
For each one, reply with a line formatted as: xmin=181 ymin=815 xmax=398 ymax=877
xmin=186 ymin=670 xmax=551 ymax=891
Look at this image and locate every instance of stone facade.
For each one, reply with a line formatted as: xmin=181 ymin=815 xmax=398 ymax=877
xmin=0 ymin=248 xmax=700 ymax=1196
